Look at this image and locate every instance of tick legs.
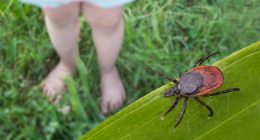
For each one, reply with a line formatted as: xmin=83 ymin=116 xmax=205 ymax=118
xmin=174 ymin=97 xmax=188 ymax=128
xmin=202 ymin=88 xmax=240 ymax=97
xmin=158 ymin=72 xmax=178 ymax=83
xmin=194 ymin=52 xmax=220 ymax=67
xmin=193 ymin=97 xmax=213 ymax=116
xmin=164 ymin=95 xmax=181 ymax=116
xmin=149 ymin=69 xmax=178 ymax=83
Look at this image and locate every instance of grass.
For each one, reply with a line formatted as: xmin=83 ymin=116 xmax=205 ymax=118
xmin=0 ymin=0 xmax=259 ymax=139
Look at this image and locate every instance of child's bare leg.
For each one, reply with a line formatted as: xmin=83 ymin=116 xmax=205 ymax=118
xmin=42 ymin=3 xmax=80 ymax=102
xmin=82 ymin=3 xmax=125 ymax=114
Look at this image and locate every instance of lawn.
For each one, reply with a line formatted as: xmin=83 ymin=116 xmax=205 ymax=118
xmin=0 ymin=0 xmax=259 ymax=139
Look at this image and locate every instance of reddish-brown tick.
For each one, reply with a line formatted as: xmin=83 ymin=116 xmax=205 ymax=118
xmin=161 ymin=52 xmax=240 ymax=128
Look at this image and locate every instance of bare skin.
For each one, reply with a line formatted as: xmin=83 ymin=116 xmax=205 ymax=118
xmin=42 ymin=3 xmax=80 ymax=103
xmin=42 ymin=3 xmax=126 ymax=114
xmin=41 ymin=61 xmax=75 ymax=103
xmin=82 ymin=3 xmax=126 ymax=114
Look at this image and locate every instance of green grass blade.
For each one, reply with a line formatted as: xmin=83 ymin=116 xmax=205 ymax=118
xmin=76 ymin=58 xmax=105 ymax=121
xmin=66 ymin=77 xmax=89 ymax=121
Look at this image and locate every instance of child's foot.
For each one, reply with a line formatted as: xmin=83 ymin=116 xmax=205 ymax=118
xmin=41 ymin=61 xmax=75 ymax=103
xmin=101 ymin=66 xmax=126 ymax=114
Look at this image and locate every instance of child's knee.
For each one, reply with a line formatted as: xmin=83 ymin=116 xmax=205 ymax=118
xmin=94 ymin=15 xmax=122 ymax=29
xmin=83 ymin=5 xmax=123 ymax=29
xmin=43 ymin=3 xmax=80 ymax=26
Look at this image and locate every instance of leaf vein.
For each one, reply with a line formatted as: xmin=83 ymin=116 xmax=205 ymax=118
xmin=194 ymin=99 xmax=260 ymax=140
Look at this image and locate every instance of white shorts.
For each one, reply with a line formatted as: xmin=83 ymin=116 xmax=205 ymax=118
xmin=20 ymin=0 xmax=135 ymax=9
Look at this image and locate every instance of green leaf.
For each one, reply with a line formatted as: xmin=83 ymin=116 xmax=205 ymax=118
xmin=81 ymin=42 xmax=260 ymax=140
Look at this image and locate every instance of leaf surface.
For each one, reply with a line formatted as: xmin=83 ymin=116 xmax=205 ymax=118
xmin=81 ymin=42 xmax=260 ymax=140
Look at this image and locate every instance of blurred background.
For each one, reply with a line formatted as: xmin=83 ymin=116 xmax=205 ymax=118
xmin=0 ymin=0 xmax=259 ymax=139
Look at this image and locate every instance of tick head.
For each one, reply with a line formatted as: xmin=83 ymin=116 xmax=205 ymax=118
xmin=164 ymin=83 xmax=181 ymax=97
xmin=173 ymin=84 xmax=181 ymax=94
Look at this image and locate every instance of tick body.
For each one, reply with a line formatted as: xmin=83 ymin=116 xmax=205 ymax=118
xmin=162 ymin=52 xmax=240 ymax=128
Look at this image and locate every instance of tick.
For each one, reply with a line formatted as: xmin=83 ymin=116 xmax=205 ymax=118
xmin=161 ymin=52 xmax=240 ymax=128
